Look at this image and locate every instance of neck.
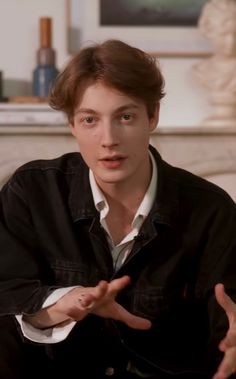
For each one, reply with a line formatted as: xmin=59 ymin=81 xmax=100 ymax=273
xmin=99 ymin=158 xmax=152 ymax=213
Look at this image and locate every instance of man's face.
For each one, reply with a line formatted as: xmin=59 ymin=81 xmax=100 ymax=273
xmin=70 ymin=81 xmax=159 ymax=191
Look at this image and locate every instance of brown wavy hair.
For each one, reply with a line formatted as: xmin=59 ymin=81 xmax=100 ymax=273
xmin=49 ymin=39 xmax=165 ymax=121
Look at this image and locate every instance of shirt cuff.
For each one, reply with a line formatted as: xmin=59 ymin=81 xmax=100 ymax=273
xmin=16 ymin=286 xmax=79 ymax=344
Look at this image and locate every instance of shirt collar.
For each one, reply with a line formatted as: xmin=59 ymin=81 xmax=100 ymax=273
xmin=89 ymin=170 xmax=110 ymax=220
xmin=89 ymin=151 xmax=158 ymax=226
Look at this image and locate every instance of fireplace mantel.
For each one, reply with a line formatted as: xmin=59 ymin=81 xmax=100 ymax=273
xmin=1 ymin=125 xmax=236 ymax=201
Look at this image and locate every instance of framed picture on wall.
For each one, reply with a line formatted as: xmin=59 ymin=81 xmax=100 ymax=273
xmin=66 ymin=0 xmax=213 ymax=57
xmin=100 ymin=0 xmax=207 ymax=27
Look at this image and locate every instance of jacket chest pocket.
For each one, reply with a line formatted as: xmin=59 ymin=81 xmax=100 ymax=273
xmin=50 ymin=260 xmax=103 ymax=287
xmin=132 ymin=287 xmax=181 ymax=319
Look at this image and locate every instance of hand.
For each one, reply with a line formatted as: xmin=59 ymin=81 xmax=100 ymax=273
xmin=56 ymin=275 xmax=151 ymax=330
xmin=212 ymin=283 xmax=236 ymax=379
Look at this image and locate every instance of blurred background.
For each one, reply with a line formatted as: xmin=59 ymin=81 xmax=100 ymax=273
xmin=0 ymin=0 xmax=236 ymax=200
xmin=0 ymin=0 xmax=212 ymax=127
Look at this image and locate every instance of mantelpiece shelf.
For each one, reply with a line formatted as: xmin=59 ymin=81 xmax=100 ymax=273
xmin=1 ymin=124 xmax=236 ymax=201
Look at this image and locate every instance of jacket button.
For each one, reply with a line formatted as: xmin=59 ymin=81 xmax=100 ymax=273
xmin=105 ymin=367 xmax=115 ymax=376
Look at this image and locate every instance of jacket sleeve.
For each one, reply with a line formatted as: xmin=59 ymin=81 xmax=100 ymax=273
xmin=0 ymin=174 xmax=56 ymax=316
xmin=196 ymin=197 xmax=236 ymax=361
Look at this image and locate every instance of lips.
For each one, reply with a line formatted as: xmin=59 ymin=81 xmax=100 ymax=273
xmin=99 ymin=155 xmax=126 ymax=169
xmin=100 ymin=155 xmax=125 ymax=161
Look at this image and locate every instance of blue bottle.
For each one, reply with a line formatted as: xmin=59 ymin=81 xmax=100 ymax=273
xmin=32 ymin=17 xmax=59 ymax=98
xmin=33 ymin=64 xmax=59 ymax=97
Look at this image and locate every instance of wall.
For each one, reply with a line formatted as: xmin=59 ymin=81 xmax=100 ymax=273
xmin=155 ymin=57 xmax=211 ymax=127
xmin=0 ymin=0 xmax=213 ymax=127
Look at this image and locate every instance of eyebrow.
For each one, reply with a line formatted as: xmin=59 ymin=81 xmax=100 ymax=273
xmin=75 ymin=108 xmax=97 ymax=115
xmin=114 ymin=104 xmax=139 ymax=113
xmin=75 ymin=103 xmax=139 ymax=115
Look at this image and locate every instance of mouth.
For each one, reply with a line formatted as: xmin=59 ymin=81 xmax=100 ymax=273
xmin=99 ymin=155 xmax=126 ymax=168
xmin=100 ymin=155 xmax=125 ymax=162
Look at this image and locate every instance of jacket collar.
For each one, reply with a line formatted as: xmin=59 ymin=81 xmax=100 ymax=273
xmin=68 ymin=156 xmax=98 ymax=221
xmin=149 ymin=145 xmax=179 ymax=226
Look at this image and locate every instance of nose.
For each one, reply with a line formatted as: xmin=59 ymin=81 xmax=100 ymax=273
xmin=101 ymin=120 xmax=119 ymax=147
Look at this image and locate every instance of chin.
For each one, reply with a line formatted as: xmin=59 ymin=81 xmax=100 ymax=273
xmin=99 ymin=172 xmax=127 ymax=184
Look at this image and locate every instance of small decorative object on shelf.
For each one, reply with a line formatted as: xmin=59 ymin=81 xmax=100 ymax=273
xmin=32 ymin=17 xmax=59 ymax=98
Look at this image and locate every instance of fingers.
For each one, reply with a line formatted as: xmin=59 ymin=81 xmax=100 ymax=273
xmin=212 ymin=347 xmax=236 ymax=379
xmin=219 ymin=334 xmax=236 ymax=352
xmin=215 ymin=284 xmax=236 ymax=317
xmin=123 ymin=312 xmax=152 ymax=330
xmin=215 ymin=283 xmax=236 ymax=352
xmin=73 ymin=276 xmax=130 ymax=311
xmin=112 ymin=303 xmax=151 ymax=330
xmin=90 ymin=276 xmax=131 ymax=303
xmin=106 ymin=275 xmax=131 ymax=293
xmin=74 ymin=283 xmax=107 ymax=312
xmin=86 ymin=276 xmax=151 ymax=330
xmin=66 ymin=276 xmax=133 ymax=321
xmin=77 ymin=292 xmax=96 ymax=310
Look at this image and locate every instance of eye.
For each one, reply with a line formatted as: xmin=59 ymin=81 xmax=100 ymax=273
xmin=80 ymin=115 xmax=97 ymax=127
xmin=84 ymin=116 xmax=95 ymax=124
xmin=121 ymin=114 xmax=132 ymax=121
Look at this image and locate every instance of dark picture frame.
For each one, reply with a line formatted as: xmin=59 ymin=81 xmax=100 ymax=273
xmin=100 ymin=0 xmax=207 ymax=27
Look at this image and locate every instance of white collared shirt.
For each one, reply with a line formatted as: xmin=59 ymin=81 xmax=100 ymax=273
xmin=89 ymin=151 xmax=157 ymax=271
xmin=17 ymin=151 xmax=158 ymax=343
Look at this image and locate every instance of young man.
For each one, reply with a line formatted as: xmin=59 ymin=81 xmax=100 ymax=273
xmin=0 ymin=39 xmax=236 ymax=379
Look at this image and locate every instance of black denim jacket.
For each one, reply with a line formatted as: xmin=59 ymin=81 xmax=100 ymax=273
xmin=0 ymin=146 xmax=236 ymax=378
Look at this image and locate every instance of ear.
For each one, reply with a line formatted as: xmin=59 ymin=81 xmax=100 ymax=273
xmin=149 ymin=103 xmax=160 ymax=132
xmin=69 ymin=121 xmax=77 ymax=137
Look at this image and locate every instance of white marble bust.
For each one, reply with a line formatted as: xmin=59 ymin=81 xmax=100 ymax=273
xmin=194 ymin=0 xmax=236 ymax=126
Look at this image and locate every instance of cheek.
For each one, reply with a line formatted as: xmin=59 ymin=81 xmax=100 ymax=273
xmin=132 ymin=129 xmax=151 ymax=145
xmin=77 ymin=136 xmax=98 ymax=158
xmin=74 ymin=127 xmax=100 ymax=142
xmin=79 ymin=147 xmax=95 ymax=169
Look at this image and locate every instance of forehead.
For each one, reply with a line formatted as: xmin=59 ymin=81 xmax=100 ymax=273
xmin=81 ymin=82 xmax=123 ymax=98
xmin=77 ymin=81 xmax=143 ymax=110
